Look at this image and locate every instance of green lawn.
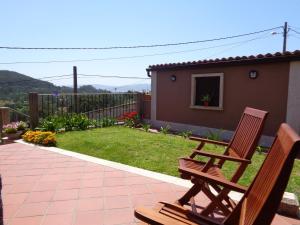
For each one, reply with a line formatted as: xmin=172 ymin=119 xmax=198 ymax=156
xmin=56 ymin=126 xmax=300 ymax=198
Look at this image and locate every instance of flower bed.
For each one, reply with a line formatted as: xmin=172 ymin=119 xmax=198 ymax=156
xmin=22 ymin=131 xmax=56 ymax=146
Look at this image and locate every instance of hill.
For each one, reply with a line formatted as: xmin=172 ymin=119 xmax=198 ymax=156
xmin=0 ymin=70 xmax=108 ymax=109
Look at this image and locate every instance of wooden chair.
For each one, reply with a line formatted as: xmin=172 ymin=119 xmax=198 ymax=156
xmin=178 ymin=107 xmax=268 ymax=215
xmin=134 ymin=123 xmax=300 ymax=225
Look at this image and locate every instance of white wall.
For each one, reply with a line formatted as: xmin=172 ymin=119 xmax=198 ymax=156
xmin=286 ymin=61 xmax=300 ymax=133
xmin=150 ymin=71 xmax=157 ymax=121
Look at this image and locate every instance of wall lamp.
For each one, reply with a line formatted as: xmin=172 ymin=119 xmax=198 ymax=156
xmin=170 ymin=75 xmax=177 ymax=82
xmin=249 ymin=70 xmax=258 ymax=79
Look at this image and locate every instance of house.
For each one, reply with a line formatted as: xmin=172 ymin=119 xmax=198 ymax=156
xmin=146 ymin=50 xmax=300 ymax=146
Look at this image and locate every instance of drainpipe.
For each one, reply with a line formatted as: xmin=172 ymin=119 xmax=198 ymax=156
xmin=146 ymin=69 xmax=151 ymax=77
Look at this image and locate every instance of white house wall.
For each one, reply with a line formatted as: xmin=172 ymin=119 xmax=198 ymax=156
xmin=286 ymin=61 xmax=300 ymax=133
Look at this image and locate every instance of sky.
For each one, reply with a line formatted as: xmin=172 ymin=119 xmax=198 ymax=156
xmin=0 ymin=0 xmax=299 ymax=87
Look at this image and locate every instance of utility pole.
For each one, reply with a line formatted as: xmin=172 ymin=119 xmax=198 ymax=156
xmin=73 ymin=66 xmax=78 ymax=113
xmin=283 ymin=22 xmax=288 ymax=53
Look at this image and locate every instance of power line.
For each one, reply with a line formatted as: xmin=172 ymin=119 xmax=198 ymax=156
xmin=290 ymin=34 xmax=300 ymax=40
xmin=0 ymin=34 xmax=275 ymax=65
xmin=78 ymin=74 xmax=150 ymax=80
xmin=0 ymin=26 xmax=282 ymax=51
xmin=207 ymin=33 xmax=273 ymax=58
xmin=290 ymin=28 xmax=300 ymax=35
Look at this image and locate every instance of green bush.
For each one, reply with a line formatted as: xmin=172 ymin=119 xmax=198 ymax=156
xmin=38 ymin=114 xmax=116 ymax=132
xmin=160 ymin=125 xmax=170 ymax=134
xmin=142 ymin=123 xmax=150 ymax=132
xmin=4 ymin=127 xmax=17 ymax=134
xmin=39 ymin=114 xmax=92 ymax=132
xmin=179 ymin=130 xmax=193 ymax=139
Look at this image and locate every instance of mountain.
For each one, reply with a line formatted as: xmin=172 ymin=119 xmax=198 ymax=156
xmin=93 ymin=83 xmax=150 ymax=92
xmin=0 ymin=70 xmax=109 ymax=109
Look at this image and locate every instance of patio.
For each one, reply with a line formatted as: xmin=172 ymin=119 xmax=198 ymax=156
xmin=0 ymin=143 xmax=299 ymax=225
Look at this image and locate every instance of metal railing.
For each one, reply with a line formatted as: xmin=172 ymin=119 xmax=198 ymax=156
xmin=38 ymin=93 xmax=139 ymax=120
xmin=9 ymin=107 xmax=30 ymax=122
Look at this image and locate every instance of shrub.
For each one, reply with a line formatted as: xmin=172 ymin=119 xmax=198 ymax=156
xmin=121 ymin=111 xmax=140 ymax=128
xmin=179 ymin=130 xmax=192 ymax=139
xmin=39 ymin=114 xmax=92 ymax=132
xmin=98 ymin=117 xmax=116 ymax=127
xmin=206 ymin=129 xmax=223 ymax=141
xmin=160 ymin=125 xmax=170 ymax=134
xmin=142 ymin=123 xmax=151 ymax=132
xmin=17 ymin=121 xmax=28 ymax=131
xmin=4 ymin=127 xmax=17 ymax=134
xmin=3 ymin=122 xmax=18 ymax=134
xmin=22 ymin=131 xmax=56 ymax=146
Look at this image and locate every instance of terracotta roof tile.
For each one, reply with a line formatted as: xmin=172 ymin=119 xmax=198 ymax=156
xmin=147 ymin=50 xmax=300 ymax=71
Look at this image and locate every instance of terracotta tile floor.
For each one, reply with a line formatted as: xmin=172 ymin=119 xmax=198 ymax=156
xmin=0 ymin=143 xmax=299 ymax=225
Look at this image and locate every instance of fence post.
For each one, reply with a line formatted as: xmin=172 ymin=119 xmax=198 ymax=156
xmin=136 ymin=93 xmax=144 ymax=119
xmin=29 ymin=92 xmax=39 ymax=129
xmin=0 ymin=108 xmax=2 ymax=144
xmin=0 ymin=107 xmax=10 ymax=125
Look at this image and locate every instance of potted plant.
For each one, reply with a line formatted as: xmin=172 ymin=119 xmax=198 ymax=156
xmin=201 ymin=94 xmax=211 ymax=106
xmin=17 ymin=121 xmax=28 ymax=135
xmin=3 ymin=122 xmax=23 ymax=140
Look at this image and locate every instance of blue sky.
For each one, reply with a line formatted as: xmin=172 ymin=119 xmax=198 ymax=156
xmin=0 ymin=0 xmax=299 ymax=86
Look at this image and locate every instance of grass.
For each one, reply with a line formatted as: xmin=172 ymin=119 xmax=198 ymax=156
xmin=56 ymin=126 xmax=300 ymax=198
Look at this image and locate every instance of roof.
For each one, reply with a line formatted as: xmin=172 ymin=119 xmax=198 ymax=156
xmin=147 ymin=50 xmax=300 ymax=71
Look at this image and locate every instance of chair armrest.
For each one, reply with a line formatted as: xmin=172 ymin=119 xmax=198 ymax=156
xmin=178 ymin=166 xmax=248 ymax=193
xmin=189 ymin=136 xmax=228 ymax=146
xmin=192 ymin=150 xmax=251 ymax=164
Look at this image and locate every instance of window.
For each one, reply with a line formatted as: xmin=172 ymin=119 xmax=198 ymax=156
xmin=191 ymin=73 xmax=224 ymax=110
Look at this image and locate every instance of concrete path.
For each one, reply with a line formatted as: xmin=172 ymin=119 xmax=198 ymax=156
xmin=0 ymin=143 xmax=299 ymax=225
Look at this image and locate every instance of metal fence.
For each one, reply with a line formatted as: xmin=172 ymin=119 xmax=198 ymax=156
xmin=38 ymin=93 xmax=139 ymax=120
xmin=9 ymin=107 xmax=30 ymax=123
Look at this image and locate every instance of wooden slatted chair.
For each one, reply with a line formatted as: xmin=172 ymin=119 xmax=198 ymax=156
xmin=135 ymin=123 xmax=300 ymax=225
xmin=178 ymin=107 xmax=268 ymax=215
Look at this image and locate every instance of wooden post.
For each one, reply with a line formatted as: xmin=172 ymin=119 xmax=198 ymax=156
xmin=136 ymin=93 xmax=144 ymax=119
xmin=73 ymin=66 xmax=78 ymax=113
xmin=0 ymin=107 xmax=10 ymax=125
xmin=0 ymin=108 xmax=3 ymax=144
xmin=29 ymin=92 xmax=39 ymax=129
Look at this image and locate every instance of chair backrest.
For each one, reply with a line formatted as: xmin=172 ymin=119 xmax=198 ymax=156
xmin=227 ymin=107 xmax=268 ymax=159
xmin=224 ymin=123 xmax=300 ymax=225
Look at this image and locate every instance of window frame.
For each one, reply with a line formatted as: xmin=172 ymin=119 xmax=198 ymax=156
xmin=190 ymin=73 xmax=224 ymax=110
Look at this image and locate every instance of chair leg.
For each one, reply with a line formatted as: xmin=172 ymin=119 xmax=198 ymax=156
xmin=177 ymin=181 xmax=204 ymax=206
xmin=200 ymin=185 xmax=232 ymax=216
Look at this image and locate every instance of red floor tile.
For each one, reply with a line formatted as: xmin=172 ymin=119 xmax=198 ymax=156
xmin=26 ymin=190 xmax=55 ymax=203
xmin=15 ymin=202 xmax=49 ymax=217
xmin=81 ymin=178 xmax=103 ymax=188
xmin=104 ymin=195 xmax=131 ymax=209
xmin=103 ymin=186 xmax=130 ymax=197
xmin=128 ymin=184 xmax=151 ymax=195
xmin=1 ymin=204 xmax=20 ymax=219
xmin=103 ymin=177 xmax=126 ymax=186
xmin=103 ymin=208 xmax=134 ymax=225
xmin=77 ymin=198 xmax=103 ymax=211
xmin=46 ymin=200 xmax=77 ymax=214
xmin=57 ymin=180 xmax=82 ymax=190
xmin=79 ymin=187 xmax=103 ymax=198
xmin=33 ymin=181 xmax=58 ymax=191
xmin=75 ymin=211 xmax=104 ymax=225
xmin=42 ymin=213 xmax=74 ymax=225
xmin=2 ymin=193 xmax=29 ymax=205
xmin=9 ymin=216 xmax=43 ymax=225
xmin=53 ymin=189 xmax=79 ymax=201
xmin=0 ymin=143 xmax=298 ymax=225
